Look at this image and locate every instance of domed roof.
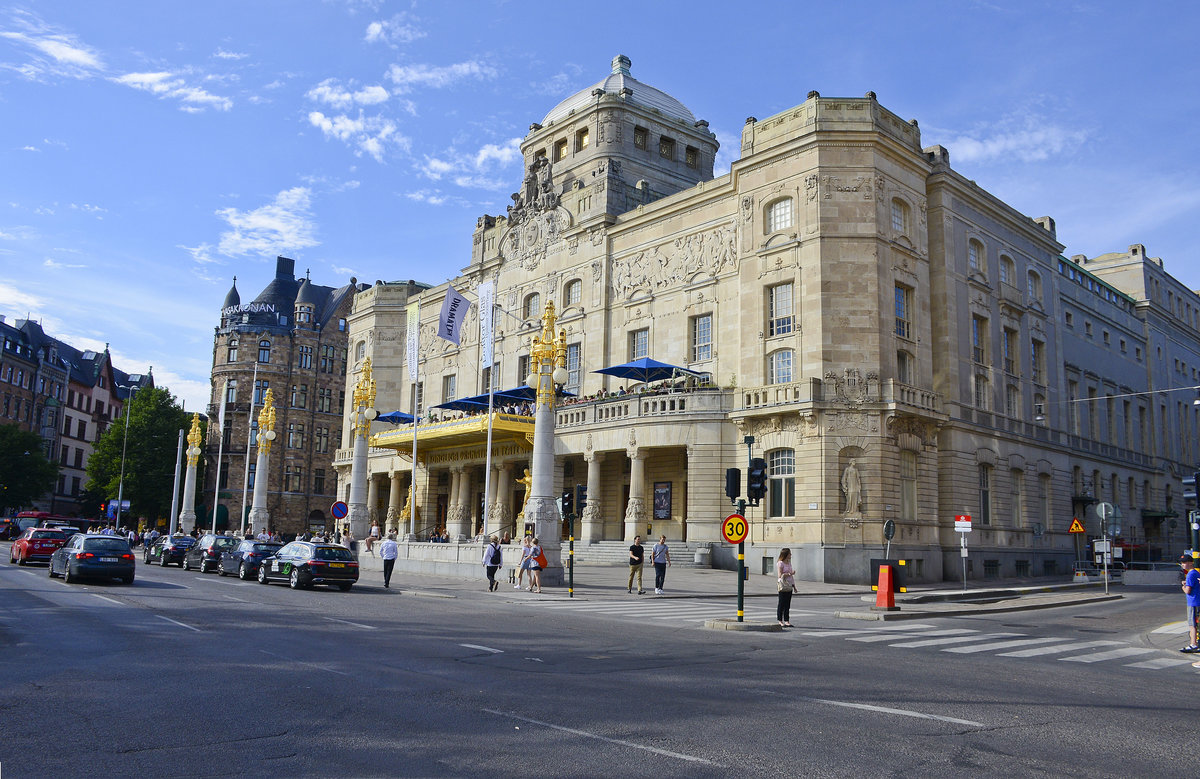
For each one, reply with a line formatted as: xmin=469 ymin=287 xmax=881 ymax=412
xmin=296 ymin=274 xmax=321 ymax=306
xmin=541 ymin=55 xmax=696 ymax=127
xmin=222 ymin=278 xmax=240 ymax=309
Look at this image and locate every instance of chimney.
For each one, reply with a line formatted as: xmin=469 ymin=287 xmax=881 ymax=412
xmin=276 ymin=256 xmax=296 ymax=280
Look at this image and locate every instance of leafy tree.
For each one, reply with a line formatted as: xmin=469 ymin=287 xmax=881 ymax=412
xmin=85 ymin=386 xmax=196 ymax=522
xmin=0 ymin=424 xmax=59 ymax=513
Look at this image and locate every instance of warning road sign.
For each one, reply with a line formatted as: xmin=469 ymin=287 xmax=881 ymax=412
xmin=722 ymin=514 xmax=748 ymax=544
xmin=1068 ymin=517 xmax=1086 ymax=533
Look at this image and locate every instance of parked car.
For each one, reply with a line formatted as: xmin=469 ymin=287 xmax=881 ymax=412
xmin=183 ymin=534 xmax=241 ymax=573
xmin=218 ymin=540 xmax=284 ymax=580
xmin=9 ymin=527 xmax=70 ymax=565
xmin=256 ymin=541 xmax=358 ymax=591
xmin=48 ymin=534 xmax=135 ymax=584
xmin=143 ymin=534 xmax=197 ymax=566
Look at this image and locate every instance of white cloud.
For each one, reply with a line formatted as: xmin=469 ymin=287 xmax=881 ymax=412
xmin=22 ymin=145 xmax=38 ymax=152
xmin=43 ymin=258 xmax=86 ymax=269
xmin=305 ymin=78 xmax=389 ymax=108
xmin=70 ymin=203 xmax=106 ymax=215
xmin=214 ymin=187 xmax=319 ymax=258
xmin=529 ymin=64 xmax=584 ymax=97
xmin=213 ymin=48 xmax=247 ymax=60
xmin=331 ymin=265 xmax=357 ymax=277
xmin=113 ymin=71 xmax=233 ymax=112
xmin=416 ymin=138 xmax=522 ymax=191
xmin=404 ymin=190 xmax=450 ymax=206
xmin=386 ymin=60 xmax=498 ymax=93
xmin=0 ymin=281 xmax=46 ymax=315
xmin=307 ymin=110 xmax=409 ymax=163
xmin=179 ymin=242 xmax=222 ymax=265
xmin=0 ymin=10 xmax=103 ymax=79
xmin=365 ymin=15 xmax=426 ymax=46
xmin=940 ymin=116 xmax=1088 ymax=164
xmin=475 ymin=138 xmax=522 ymax=168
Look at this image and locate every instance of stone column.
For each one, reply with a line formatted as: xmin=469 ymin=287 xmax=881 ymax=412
xmin=445 ymin=468 xmax=460 ymax=537
xmin=450 ymin=467 xmax=472 ymax=540
xmin=386 ymin=470 xmax=403 ymax=535
xmin=366 ymin=473 xmax=380 ymax=531
xmin=582 ymin=451 xmax=604 ymax=542
xmin=247 ymin=446 xmax=271 ymax=532
xmin=347 ymin=429 xmax=369 ymax=538
xmin=624 ymin=450 xmax=646 ymax=541
xmin=492 ymin=461 xmax=513 ymax=538
xmin=483 ymin=463 xmax=500 ymax=538
xmin=179 ymin=459 xmax=198 ymax=532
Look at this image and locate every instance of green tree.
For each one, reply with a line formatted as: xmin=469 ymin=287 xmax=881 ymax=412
xmin=0 ymin=424 xmax=59 ymax=513
xmin=85 ymin=386 xmax=194 ymax=522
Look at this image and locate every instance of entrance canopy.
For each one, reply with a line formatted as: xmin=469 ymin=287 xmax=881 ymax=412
xmin=593 ymin=357 xmax=700 ymax=384
xmin=377 ymin=411 xmax=415 ymax=424
xmin=433 ymin=385 xmax=575 ymax=411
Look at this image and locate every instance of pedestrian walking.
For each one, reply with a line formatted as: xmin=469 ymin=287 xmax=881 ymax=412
xmin=379 ymin=532 xmax=399 ymax=589
xmin=483 ymin=535 xmax=503 ymax=591
xmin=1180 ymin=553 xmax=1200 ymax=654
xmin=627 ymin=535 xmax=645 ymax=594
xmin=528 ymin=536 xmax=544 ymax=593
xmin=651 ymin=535 xmax=671 ymax=594
xmin=776 ymin=547 xmax=797 ymax=627
xmin=516 ymin=536 xmax=532 ymax=590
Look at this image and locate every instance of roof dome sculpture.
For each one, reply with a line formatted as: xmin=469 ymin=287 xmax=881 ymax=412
xmin=222 ymin=277 xmax=240 ymax=310
xmin=541 ymin=55 xmax=697 ymax=127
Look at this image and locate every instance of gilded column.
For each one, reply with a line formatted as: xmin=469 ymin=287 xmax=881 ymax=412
xmin=524 ymin=301 xmax=568 ymax=585
xmin=348 ymin=358 xmax=377 ymax=539
xmin=247 ymin=391 xmax=276 ymax=533
xmin=178 ymin=413 xmax=202 ymax=533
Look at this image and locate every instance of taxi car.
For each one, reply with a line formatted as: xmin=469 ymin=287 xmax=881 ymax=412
xmin=49 ymin=534 xmax=135 ymax=584
xmin=9 ymin=527 xmax=70 ymax=565
xmin=218 ymin=540 xmax=283 ymax=580
xmin=143 ymin=534 xmax=197 ymax=566
xmin=256 ymin=541 xmax=358 ymax=591
xmin=182 ymin=534 xmax=241 ymax=574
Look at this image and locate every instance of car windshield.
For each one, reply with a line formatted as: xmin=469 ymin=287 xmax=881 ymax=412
xmin=315 ymin=546 xmax=354 ymax=561
xmin=254 ymin=543 xmax=283 ymax=554
xmin=84 ymin=538 xmax=132 ymax=552
xmin=212 ymin=537 xmax=239 ymax=550
xmin=31 ymin=531 xmax=66 ymax=540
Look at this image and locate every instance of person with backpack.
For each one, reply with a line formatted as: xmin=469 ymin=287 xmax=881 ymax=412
xmin=483 ymin=535 xmax=503 ymax=591
xmin=528 ymin=536 xmax=545 ymax=593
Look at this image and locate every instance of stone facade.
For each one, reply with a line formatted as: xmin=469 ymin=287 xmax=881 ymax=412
xmin=203 ymin=257 xmax=363 ymax=536
xmin=338 ymin=59 xmax=1200 ymax=584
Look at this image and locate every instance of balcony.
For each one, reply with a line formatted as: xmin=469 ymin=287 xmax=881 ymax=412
xmin=880 ymin=379 xmax=942 ymax=415
xmin=557 ymin=386 xmax=730 ymax=428
xmin=998 ymin=282 xmax=1026 ymax=310
xmin=740 ymin=378 xmax=821 ymax=410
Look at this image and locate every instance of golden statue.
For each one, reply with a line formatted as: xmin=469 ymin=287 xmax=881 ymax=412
xmin=516 ymin=468 xmax=533 ymax=518
xmin=258 ymin=389 xmax=276 ymax=454
xmin=186 ymin=413 xmax=202 ymax=466
xmin=352 ymin=357 xmax=377 ymax=439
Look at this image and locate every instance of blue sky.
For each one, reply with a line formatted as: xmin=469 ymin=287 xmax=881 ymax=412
xmin=2 ymin=1 xmax=1198 ymax=413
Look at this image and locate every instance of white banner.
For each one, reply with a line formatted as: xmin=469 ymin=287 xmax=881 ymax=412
xmin=478 ymin=279 xmax=495 ymax=370
xmin=406 ymin=302 xmax=420 ymax=382
xmin=215 ymin=379 xmax=229 ymax=433
xmin=437 ymin=285 xmax=471 ymax=345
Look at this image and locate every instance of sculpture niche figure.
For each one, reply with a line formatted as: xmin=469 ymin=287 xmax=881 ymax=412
xmin=841 ymin=458 xmax=862 ymax=516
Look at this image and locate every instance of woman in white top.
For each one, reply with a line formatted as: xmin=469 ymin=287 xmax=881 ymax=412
xmin=528 ymin=536 xmax=543 ymax=593
xmin=776 ymin=547 xmax=797 ymax=627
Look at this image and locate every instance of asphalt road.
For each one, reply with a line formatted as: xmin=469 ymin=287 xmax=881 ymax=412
xmin=0 ymin=545 xmax=1194 ymax=778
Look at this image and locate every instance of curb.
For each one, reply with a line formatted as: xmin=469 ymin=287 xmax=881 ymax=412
xmin=834 ymin=593 xmax=1124 ymax=621
xmin=704 ymin=618 xmax=782 ymax=632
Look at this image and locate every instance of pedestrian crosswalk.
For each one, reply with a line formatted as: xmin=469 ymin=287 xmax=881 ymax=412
xmin=536 ymin=597 xmax=799 ymax=624
xmin=800 ymin=623 xmax=1198 ymax=672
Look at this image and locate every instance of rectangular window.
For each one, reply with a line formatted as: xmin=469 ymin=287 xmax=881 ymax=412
xmin=74 ymin=448 xmax=83 ymax=468
xmin=897 ymin=351 xmax=913 ymax=384
xmin=287 ymin=423 xmax=304 ymax=450
xmin=1005 ymin=385 xmax=1019 ymax=417
xmin=290 ymin=384 xmax=307 ymax=409
xmin=634 ymin=127 xmax=647 ymax=150
xmin=1068 ymin=381 xmax=1080 ymax=435
xmin=1031 ymin=339 xmax=1044 ymax=384
xmin=979 ymin=466 xmax=991 ymax=525
xmin=284 ymin=464 xmax=303 ymax=493
xmin=768 ymin=350 xmax=793 ymax=385
xmin=685 ymin=146 xmax=698 ymax=169
xmin=298 ymin=345 xmax=313 ymax=370
xmin=900 ymin=451 xmax=917 ymax=522
xmin=1002 ymin=328 xmax=1017 ymax=374
xmin=691 ymin=314 xmax=712 ymax=362
xmin=974 ymin=374 xmax=989 ymax=410
xmin=481 ymin=362 xmax=499 ymax=394
xmin=628 ymin=329 xmax=649 ymax=361
xmin=254 ymin=380 xmax=269 ymax=405
xmin=555 ymin=139 xmax=568 ymax=161
xmin=313 ymin=469 xmax=326 ymax=496
xmin=768 ymin=283 xmax=794 ymax=337
xmin=894 ymin=285 xmax=912 ymax=339
xmin=443 ymin=375 xmax=457 ymax=403
xmin=891 ymin=201 xmax=906 ymax=233
xmin=575 ymin=128 xmax=589 ymax=151
xmin=767 ymin=199 xmax=793 ymax=233
xmin=516 ymin=356 xmax=530 ymax=387
xmin=971 ymin=315 xmax=988 ymax=364
xmin=413 ymin=383 xmax=424 ymax=417
xmin=225 ymin=380 xmax=237 ymax=405
xmin=77 ymin=419 xmax=86 ymax=439
xmin=247 ymin=462 xmax=256 ymax=490
xmin=1011 ymin=470 xmax=1024 ymax=527
xmin=566 ymin=344 xmax=581 ymax=393
xmin=658 ymin=136 xmax=675 ymax=159
xmin=314 ymin=426 xmax=330 ymax=454
xmin=768 ymin=449 xmax=796 ymax=518
xmin=317 ymin=388 xmax=332 ymax=413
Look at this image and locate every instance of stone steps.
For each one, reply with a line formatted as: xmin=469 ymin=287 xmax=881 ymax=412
xmin=569 ymin=540 xmax=712 ymax=568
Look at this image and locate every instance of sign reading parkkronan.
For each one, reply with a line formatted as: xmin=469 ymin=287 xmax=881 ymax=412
xmin=221 ymin=302 xmax=277 ymax=318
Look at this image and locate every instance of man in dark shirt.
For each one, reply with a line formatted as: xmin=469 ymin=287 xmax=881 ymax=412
xmin=628 ymin=535 xmax=645 ymax=594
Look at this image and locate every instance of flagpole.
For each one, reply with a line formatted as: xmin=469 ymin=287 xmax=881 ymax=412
xmin=239 ymin=363 xmax=258 ymax=537
xmin=406 ymin=301 xmax=421 ymax=539
xmin=211 ymin=390 xmax=227 ymax=535
xmin=481 ymin=283 xmax=496 ymax=540
xmin=410 ymin=381 xmax=418 ymax=538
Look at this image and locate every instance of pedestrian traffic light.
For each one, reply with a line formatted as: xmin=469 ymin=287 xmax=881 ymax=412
xmin=747 ymin=457 xmax=768 ymax=505
xmin=725 ymin=467 xmax=741 ymax=502
xmin=575 ymin=484 xmax=587 ymax=512
xmin=561 ymin=489 xmax=574 ymax=516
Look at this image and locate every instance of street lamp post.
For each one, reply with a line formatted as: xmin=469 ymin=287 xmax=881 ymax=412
xmin=348 ymin=358 xmax=377 ymax=540
xmin=114 ymin=386 xmax=139 ymax=529
xmin=523 ymin=301 xmax=568 ymax=586
xmin=177 ymin=413 xmax=203 ymax=535
xmin=247 ymin=390 xmax=276 ymax=535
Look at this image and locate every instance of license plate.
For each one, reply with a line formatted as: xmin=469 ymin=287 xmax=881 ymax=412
xmin=329 ymin=563 xmax=345 ymax=568
xmin=101 ymin=557 xmax=118 ymax=563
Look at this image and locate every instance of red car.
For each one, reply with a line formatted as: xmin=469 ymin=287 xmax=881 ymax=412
xmin=10 ymin=527 xmax=70 ymax=565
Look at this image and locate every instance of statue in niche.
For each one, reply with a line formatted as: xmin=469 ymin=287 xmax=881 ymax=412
xmin=516 ymin=468 xmax=533 ymax=518
xmin=841 ymin=458 xmax=862 ymax=516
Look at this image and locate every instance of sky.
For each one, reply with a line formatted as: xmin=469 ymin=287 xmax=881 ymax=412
xmin=2 ymin=1 xmax=1198 ymax=413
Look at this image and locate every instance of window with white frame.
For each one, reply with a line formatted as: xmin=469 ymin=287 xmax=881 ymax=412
xmin=968 ymin=239 xmax=984 ymax=276
xmin=691 ymin=314 xmax=712 ymax=362
xmin=443 ymin=374 xmax=457 ymax=402
xmin=225 ymin=380 xmax=237 ymax=405
xmin=227 ymin=339 xmax=238 ymax=363
xmin=974 ymin=373 xmax=989 ymax=410
xmin=894 ymin=284 xmax=912 ymax=339
xmin=1005 ymin=384 xmax=1019 ymax=417
xmin=1027 ymin=270 xmax=1043 ymax=302
xmin=258 ymin=340 xmax=271 ymax=363
xmin=768 ymin=349 xmax=793 ymax=384
xmin=767 ymin=449 xmax=796 ymax=518
xmin=524 ymin=292 xmax=541 ymax=320
xmin=891 ymin=198 xmax=909 ymax=234
xmin=628 ymin=329 xmax=649 ymax=361
xmin=999 ymin=256 xmax=1014 ymax=286
xmin=767 ymin=198 xmax=793 ymax=233
xmin=565 ymin=279 xmax=582 ymax=306
xmin=768 ymin=283 xmax=794 ymax=336
xmin=897 ymin=351 xmax=913 ymax=384
xmin=971 ymin=315 xmax=988 ymax=363
xmin=566 ymin=343 xmax=581 ymax=393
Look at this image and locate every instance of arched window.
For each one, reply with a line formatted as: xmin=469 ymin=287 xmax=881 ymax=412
xmin=767 ymin=349 xmax=793 ymax=384
xmin=227 ymin=339 xmax=238 ymax=363
xmin=767 ymin=449 xmax=795 ymax=518
xmin=766 ymin=198 xmax=793 ymax=233
xmin=356 ymin=341 xmax=366 ymax=361
xmin=564 ymin=279 xmax=582 ymax=306
xmin=1027 ymin=270 xmax=1043 ymax=302
xmin=968 ymin=239 xmax=985 ymax=276
xmin=999 ymin=256 xmax=1015 ymax=286
xmin=890 ymin=198 xmax=910 ymax=235
xmin=524 ymin=292 xmax=541 ymax=320
xmin=900 ymin=450 xmax=917 ymax=522
xmin=258 ymin=340 xmax=271 ymax=364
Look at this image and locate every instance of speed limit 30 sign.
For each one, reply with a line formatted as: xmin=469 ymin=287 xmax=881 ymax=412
xmin=723 ymin=513 xmax=748 ymax=544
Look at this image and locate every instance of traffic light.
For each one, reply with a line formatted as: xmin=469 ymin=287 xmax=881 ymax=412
xmin=99 ymin=502 xmax=106 ymax=515
xmin=747 ymin=457 xmax=768 ymax=505
xmin=575 ymin=484 xmax=587 ymax=512
xmin=561 ymin=489 xmax=574 ymax=516
xmin=725 ymin=468 xmax=741 ymax=502
xmin=1185 ymin=472 xmax=1199 ymax=502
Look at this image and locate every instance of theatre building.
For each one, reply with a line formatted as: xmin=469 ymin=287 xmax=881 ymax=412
xmin=335 ymin=56 xmax=1200 ymax=583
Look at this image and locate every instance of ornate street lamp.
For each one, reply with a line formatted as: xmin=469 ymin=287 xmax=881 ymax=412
xmin=176 ymin=413 xmax=203 ymax=535
xmin=246 ymin=390 xmax=276 ymax=534
xmin=348 ymin=358 xmax=377 ymax=540
xmin=523 ymin=301 xmax=569 ymax=585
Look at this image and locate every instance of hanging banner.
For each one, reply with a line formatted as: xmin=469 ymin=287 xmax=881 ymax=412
xmin=437 ymin=286 xmax=471 ymax=345
xmin=478 ymin=279 xmax=495 ymax=370
xmin=215 ymin=379 xmax=229 ymax=434
xmin=406 ymin=301 xmax=420 ymax=382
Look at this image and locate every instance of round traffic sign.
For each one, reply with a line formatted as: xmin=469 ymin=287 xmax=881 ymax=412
xmin=330 ymin=501 xmax=349 ymax=520
xmin=723 ymin=513 xmax=748 ymax=544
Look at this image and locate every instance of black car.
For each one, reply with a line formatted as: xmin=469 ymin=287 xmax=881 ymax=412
xmin=257 ymin=541 xmax=358 ymax=591
xmin=143 ymin=534 xmax=197 ymax=566
xmin=218 ymin=540 xmax=284 ymax=580
xmin=48 ymin=534 xmax=135 ymax=584
xmin=183 ymin=534 xmax=241 ymax=573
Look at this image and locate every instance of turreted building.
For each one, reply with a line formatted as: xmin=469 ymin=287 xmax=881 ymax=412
xmin=203 ymin=256 xmax=364 ymax=534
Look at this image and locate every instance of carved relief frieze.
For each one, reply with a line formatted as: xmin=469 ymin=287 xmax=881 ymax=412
xmin=591 ymin=259 xmax=603 ymax=284
xmin=498 ymin=207 xmax=571 ymax=272
xmin=610 ymin=221 xmax=737 ymax=300
xmin=741 ymin=195 xmax=753 ymax=223
xmin=826 ymin=411 xmax=879 ymax=433
xmin=824 ymin=368 xmax=878 ymax=406
xmin=805 ymin=174 xmax=819 ymax=202
xmin=886 ymin=415 xmax=939 ymax=448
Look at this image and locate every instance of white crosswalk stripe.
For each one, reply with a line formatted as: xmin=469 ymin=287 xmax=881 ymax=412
xmin=1124 ymin=656 xmax=1198 ymax=670
xmin=533 ymin=599 xmax=802 ymax=624
xmin=1150 ymin=622 xmax=1188 ymax=635
xmin=1060 ymin=647 xmax=1157 ymax=663
xmin=998 ymin=640 xmax=1124 ymax=657
xmin=848 ymin=628 xmax=978 ymax=643
xmin=888 ymin=632 xmax=1022 ymax=648
xmin=943 ymin=637 xmax=1062 ymax=654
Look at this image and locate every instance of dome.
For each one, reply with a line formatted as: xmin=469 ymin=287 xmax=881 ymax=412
xmin=541 ymin=55 xmax=696 ymax=127
xmin=296 ymin=276 xmax=321 ymax=306
xmin=222 ymin=277 xmax=240 ymax=309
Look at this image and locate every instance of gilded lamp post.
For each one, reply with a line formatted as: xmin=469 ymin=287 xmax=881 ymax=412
xmin=522 ymin=301 xmax=569 ymax=585
xmin=247 ymin=389 xmax=276 ymax=532
xmin=348 ymin=358 xmax=377 ymax=540
xmin=177 ymin=413 xmax=203 ymax=533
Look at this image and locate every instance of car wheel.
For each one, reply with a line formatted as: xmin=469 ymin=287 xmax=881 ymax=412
xmin=337 ymin=583 xmax=353 ymax=592
xmin=289 ymin=568 xmax=303 ymax=590
xmin=17 ymin=553 xmax=26 ymax=566
xmin=218 ymin=563 xmax=227 ymax=577
xmin=63 ymin=564 xmax=74 ymax=584
xmin=160 ymin=556 xmax=169 ymax=567
xmin=257 ymin=565 xmax=270 ymax=584
xmin=199 ymin=560 xmax=208 ymax=574
xmin=122 ymin=574 xmax=134 ymax=584
xmin=48 ymin=561 xmax=58 ymax=578
xmin=182 ymin=557 xmax=190 ymax=571
xmin=238 ymin=562 xmax=250 ymax=581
